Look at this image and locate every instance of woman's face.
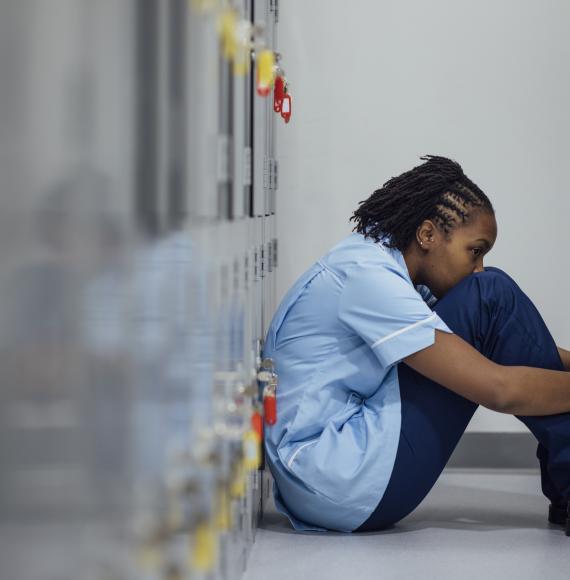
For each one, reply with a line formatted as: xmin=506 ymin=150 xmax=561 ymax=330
xmin=421 ymin=211 xmax=498 ymax=299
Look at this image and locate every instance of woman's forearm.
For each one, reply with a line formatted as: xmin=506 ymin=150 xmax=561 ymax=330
xmin=502 ymin=365 xmax=570 ymax=416
xmin=496 ymin=347 xmax=570 ymax=416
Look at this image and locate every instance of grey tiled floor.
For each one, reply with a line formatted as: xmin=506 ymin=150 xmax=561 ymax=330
xmin=245 ymin=469 xmax=569 ymax=580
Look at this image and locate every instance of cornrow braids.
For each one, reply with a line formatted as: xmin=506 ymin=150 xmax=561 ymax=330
xmin=350 ymin=155 xmax=494 ymax=252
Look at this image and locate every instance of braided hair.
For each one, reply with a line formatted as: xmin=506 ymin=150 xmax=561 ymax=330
xmin=350 ymin=155 xmax=494 ymax=251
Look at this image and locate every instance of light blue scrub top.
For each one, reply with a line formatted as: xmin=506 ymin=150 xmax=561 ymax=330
xmin=262 ymin=232 xmax=453 ymax=532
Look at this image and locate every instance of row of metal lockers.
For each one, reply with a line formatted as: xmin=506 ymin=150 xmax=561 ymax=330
xmin=0 ymin=1 xmax=287 ymax=579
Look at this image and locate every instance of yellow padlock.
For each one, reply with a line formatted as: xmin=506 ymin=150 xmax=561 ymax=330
xmin=233 ymin=20 xmax=251 ymax=76
xmin=230 ymin=458 xmax=247 ymax=498
xmin=256 ymin=50 xmax=276 ymax=96
xmin=191 ymin=520 xmax=217 ymax=573
xmin=218 ymin=8 xmax=237 ymax=61
xmin=215 ymin=484 xmax=233 ymax=532
xmin=243 ymin=429 xmax=261 ymax=471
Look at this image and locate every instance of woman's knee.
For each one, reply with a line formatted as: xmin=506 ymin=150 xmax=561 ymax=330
xmin=480 ymin=266 xmax=519 ymax=289
xmin=432 ymin=267 xmax=522 ymax=348
xmin=438 ymin=266 xmax=520 ymax=310
xmin=472 ymin=267 xmax=531 ymax=315
xmin=482 ymin=266 xmax=509 ymax=277
xmin=436 ymin=267 xmax=560 ymax=367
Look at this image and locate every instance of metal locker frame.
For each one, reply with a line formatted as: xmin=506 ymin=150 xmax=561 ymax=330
xmin=187 ymin=5 xmax=219 ymax=220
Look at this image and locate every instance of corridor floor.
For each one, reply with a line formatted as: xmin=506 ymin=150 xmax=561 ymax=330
xmin=245 ymin=469 xmax=569 ymax=580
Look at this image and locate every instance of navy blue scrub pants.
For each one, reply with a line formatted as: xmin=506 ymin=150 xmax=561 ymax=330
xmin=355 ymin=267 xmax=570 ymax=532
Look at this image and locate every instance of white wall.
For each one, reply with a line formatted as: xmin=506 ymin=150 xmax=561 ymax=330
xmin=275 ymin=0 xmax=570 ymax=433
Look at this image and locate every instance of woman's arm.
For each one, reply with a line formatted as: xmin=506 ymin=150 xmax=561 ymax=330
xmin=557 ymin=346 xmax=570 ymax=371
xmin=404 ymin=331 xmax=570 ymax=416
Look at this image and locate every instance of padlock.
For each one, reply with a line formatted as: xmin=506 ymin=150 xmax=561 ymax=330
xmin=218 ymin=8 xmax=237 ymax=61
xmin=273 ymin=76 xmax=285 ymax=113
xmin=281 ymin=92 xmax=292 ymax=123
xmin=233 ymin=19 xmax=251 ymax=76
xmin=215 ymin=484 xmax=232 ymax=532
xmin=251 ymin=408 xmax=263 ymax=440
xmin=230 ymin=458 xmax=246 ymax=498
xmin=243 ymin=428 xmax=261 ymax=470
xmin=190 ymin=520 xmax=217 ymax=573
xmin=263 ymin=383 xmax=277 ymax=425
xmin=256 ymin=50 xmax=275 ymax=96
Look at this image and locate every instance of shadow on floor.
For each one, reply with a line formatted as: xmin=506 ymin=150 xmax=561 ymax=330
xmin=260 ymin=478 xmax=560 ymax=537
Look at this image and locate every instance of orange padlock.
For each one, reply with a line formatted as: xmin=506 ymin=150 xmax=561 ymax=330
xmin=251 ymin=409 xmax=263 ymax=439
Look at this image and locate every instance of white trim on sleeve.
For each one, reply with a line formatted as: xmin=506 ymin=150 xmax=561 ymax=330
xmin=371 ymin=312 xmax=438 ymax=350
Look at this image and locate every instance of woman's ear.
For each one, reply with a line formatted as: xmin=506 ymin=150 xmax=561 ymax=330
xmin=417 ymin=220 xmax=436 ymax=249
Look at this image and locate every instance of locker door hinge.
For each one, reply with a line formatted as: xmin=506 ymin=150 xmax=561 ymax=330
xmin=267 ymin=239 xmax=273 ymax=273
xmin=270 ymin=0 xmax=279 ymax=23
xmin=233 ymin=257 xmax=240 ymax=291
xmin=263 ymin=156 xmax=271 ymax=191
xmin=272 ymin=159 xmax=279 ymax=191
xmin=272 ymin=238 xmax=278 ymax=269
xmin=254 ymin=247 xmax=260 ymax=282
xmin=260 ymin=243 xmax=265 ymax=279
xmin=263 ymin=158 xmax=278 ymax=191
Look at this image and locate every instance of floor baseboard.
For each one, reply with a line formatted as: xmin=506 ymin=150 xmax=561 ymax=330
xmin=448 ymin=432 xmax=539 ymax=469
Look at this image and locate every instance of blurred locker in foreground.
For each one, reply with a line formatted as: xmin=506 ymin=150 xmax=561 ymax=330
xmin=0 ymin=0 xmax=283 ymax=579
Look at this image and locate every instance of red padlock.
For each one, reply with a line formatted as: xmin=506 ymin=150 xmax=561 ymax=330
xmin=263 ymin=386 xmax=277 ymax=425
xmin=251 ymin=409 xmax=263 ymax=440
xmin=281 ymin=92 xmax=292 ymax=124
xmin=273 ymin=76 xmax=285 ymax=113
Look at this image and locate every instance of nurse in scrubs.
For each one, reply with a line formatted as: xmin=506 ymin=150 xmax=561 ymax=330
xmin=263 ymin=155 xmax=570 ymax=534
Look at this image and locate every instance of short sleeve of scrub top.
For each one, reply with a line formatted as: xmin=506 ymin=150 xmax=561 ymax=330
xmin=262 ymin=233 xmax=453 ymax=533
xmin=338 ymin=263 xmax=445 ymax=368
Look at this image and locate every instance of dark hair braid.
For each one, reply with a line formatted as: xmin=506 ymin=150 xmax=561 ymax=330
xmin=350 ymin=155 xmax=494 ymax=251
